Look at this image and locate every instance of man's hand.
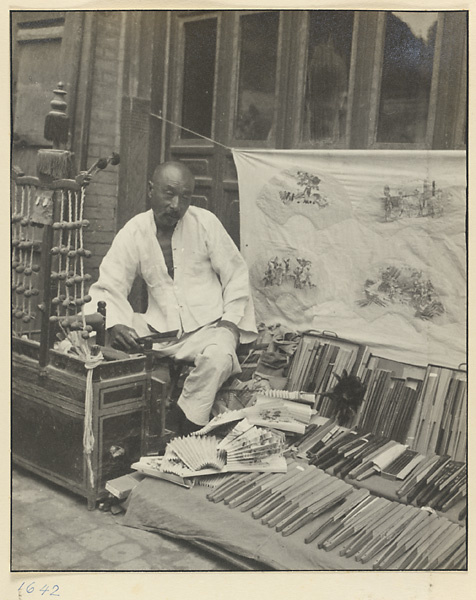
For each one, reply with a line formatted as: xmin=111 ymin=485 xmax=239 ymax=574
xmin=108 ymin=324 xmax=141 ymax=352
xmin=216 ymin=320 xmax=240 ymax=348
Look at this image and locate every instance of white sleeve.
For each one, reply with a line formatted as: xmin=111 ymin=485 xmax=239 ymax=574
xmin=86 ymin=223 xmax=140 ymax=329
xmin=204 ymin=214 xmax=252 ymax=327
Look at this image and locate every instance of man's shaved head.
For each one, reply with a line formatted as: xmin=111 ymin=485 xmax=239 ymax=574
xmin=152 ymin=161 xmax=195 ymax=187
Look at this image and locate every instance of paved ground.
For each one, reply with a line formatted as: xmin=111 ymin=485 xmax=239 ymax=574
xmin=11 ymin=467 xmax=230 ymax=572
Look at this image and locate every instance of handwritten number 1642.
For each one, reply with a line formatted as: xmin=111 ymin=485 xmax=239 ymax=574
xmin=18 ymin=582 xmax=60 ymax=596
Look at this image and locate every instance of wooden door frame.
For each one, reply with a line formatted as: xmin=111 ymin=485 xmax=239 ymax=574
xmin=163 ymin=11 xmax=224 ymax=220
xmin=432 ymin=11 xmax=468 ymax=149
xmin=11 ymin=11 xmax=85 ymax=167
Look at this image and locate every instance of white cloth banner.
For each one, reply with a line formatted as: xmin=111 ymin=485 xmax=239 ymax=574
xmin=233 ymin=149 xmax=466 ymax=368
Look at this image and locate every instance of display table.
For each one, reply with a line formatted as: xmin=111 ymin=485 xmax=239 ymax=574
xmin=123 ymin=472 xmax=465 ymax=570
xmin=124 ymin=478 xmax=375 ymax=571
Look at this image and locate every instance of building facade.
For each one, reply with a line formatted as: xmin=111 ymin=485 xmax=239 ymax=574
xmin=11 ymin=10 xmax=467 ymax=305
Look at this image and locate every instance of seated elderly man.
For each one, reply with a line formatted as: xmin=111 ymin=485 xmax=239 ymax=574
xmin=87 ymin=161 xmax=257 ymax=433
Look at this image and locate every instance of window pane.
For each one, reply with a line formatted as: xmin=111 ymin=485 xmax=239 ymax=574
xmin=303 ymin=11 xmax=354 ymax=144
xmin=13 ymin=39 xmax=62 ymax=145
xmin=182 ymin=18 xmax=217 ymax=139
xmin=234 ymin=12 xmax=279 ymax=141
xmin=377 ymin=12 xmax=438 ymax=144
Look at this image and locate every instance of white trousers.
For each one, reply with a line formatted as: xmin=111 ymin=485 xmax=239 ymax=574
xmin=132 ymin=315 xmax=241 ymax=425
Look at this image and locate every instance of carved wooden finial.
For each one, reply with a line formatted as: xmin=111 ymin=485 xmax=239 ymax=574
xmin=44 ymin=82 xmax=70 ymax=149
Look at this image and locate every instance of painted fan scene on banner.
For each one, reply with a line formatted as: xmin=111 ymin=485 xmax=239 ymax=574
xmin=236 ymin=152 xmax=465 ymax=369
xmin=11 ymin=9 xmax=467 ymax=575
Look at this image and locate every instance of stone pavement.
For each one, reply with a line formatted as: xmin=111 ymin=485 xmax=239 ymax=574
xmin=11 ymin=467 xmax=230 ymax=571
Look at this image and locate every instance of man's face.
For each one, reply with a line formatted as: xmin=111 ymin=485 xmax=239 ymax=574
xmin=150 ymin=166 xmax=194 ymax=229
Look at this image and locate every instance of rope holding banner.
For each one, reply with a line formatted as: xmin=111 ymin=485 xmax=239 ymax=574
xmin=150 ymin=112 xmax=231 ymax=150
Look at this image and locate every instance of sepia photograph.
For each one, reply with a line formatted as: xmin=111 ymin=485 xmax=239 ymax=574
xmin=10 ymin=6 xmax=468 ymax=579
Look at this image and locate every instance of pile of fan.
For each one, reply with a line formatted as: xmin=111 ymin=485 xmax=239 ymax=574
xmin=161 ymin=419 xmax=287 ymax=477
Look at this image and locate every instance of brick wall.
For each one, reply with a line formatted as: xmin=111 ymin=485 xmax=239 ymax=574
xmin=83 ymin=12 xmax=125 ymax=283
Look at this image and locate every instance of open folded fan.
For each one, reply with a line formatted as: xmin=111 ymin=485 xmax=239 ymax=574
xmin=196 ymin=397 xmax=316 ymax=437
xmin=166 ymin=435 xmax=226 ymax=472
xmin=161 ymin=419 xmax=287 ymax=477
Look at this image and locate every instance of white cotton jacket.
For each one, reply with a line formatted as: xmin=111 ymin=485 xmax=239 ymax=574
xmin=87 ymin=207 xmax=258 ymax=342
